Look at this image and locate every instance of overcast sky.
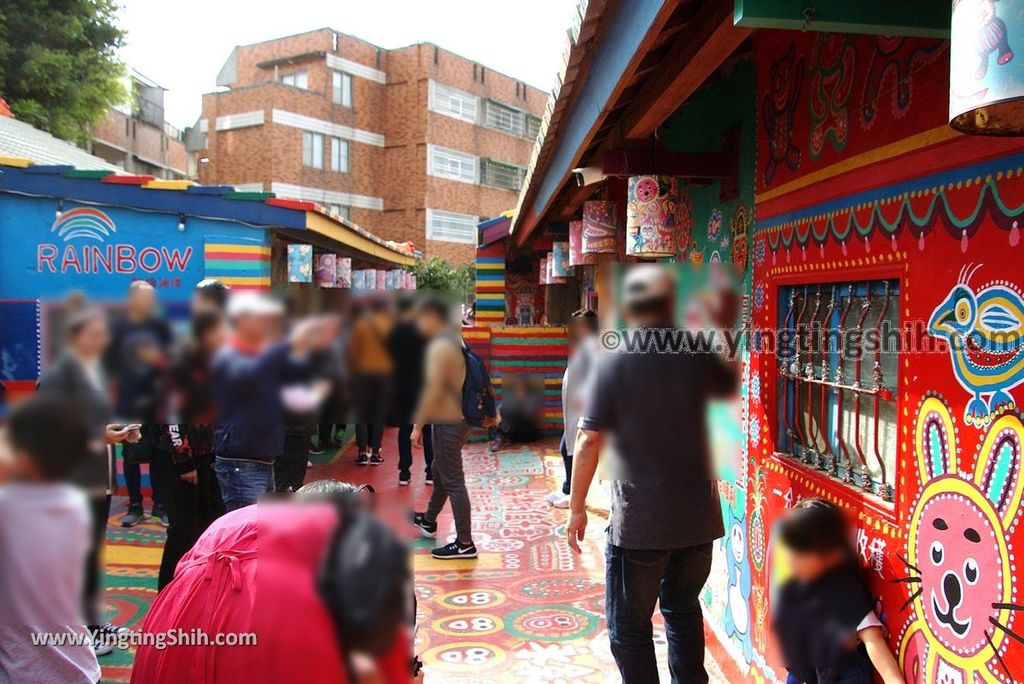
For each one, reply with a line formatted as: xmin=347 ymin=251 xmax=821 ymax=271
xmin=117 ymin=0 xmax=578 ymax=129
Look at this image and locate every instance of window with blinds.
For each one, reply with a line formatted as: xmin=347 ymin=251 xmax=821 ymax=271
xmin=426 ymin=209 xmax=478 ymax=244
xmin=480 ymin=158 xmax=525 ymax=191
xmin=483 ymin=99 xmax=525 ymax=137
xmin=430 ymin=82 xmax=478 ymax=123
xmin=429 ymin=145 xmax=477 ymax=184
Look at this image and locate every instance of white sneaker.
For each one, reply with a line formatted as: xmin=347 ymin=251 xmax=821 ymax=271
xmin=548 ymin=492 xmax=571 ymax=508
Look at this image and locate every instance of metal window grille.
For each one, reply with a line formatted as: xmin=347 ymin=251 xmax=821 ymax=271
xmin=776 ymin=279 xmax=899 ymax=501
xmin=480 ymin=158 xmax=524 ymax=191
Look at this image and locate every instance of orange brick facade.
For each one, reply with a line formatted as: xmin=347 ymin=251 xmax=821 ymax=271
xmin=197 ymin=28 xmax=545 ymax=264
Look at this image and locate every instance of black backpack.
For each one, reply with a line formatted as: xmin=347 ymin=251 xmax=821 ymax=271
xmin=318 ymin=485 xmax=412 ymax=658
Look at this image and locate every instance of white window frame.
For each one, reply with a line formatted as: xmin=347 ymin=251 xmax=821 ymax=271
xmin=302 ymin=131 xmax=323 ymax=168
xmin=331 ymin=137 xmax=349 ymax=173
xmin=332 ymin=71 xmax=353 ymax=107
xmin=429 ymin=81 xmax=478 ymax=123
xmin=428 ymin=145 xmax=477 ymax=184
xmin=426 ymin=209 xmax=479 ymax=245
xmin=281 ymin=70 xmax=308 ymax=89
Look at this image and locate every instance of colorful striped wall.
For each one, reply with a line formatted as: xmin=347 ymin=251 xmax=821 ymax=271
xmin=203 ymin=241 xmax=271 ymax=290
xmin=475 ymin=242 xmax=506 ymax=326
xmin=489 ymin=326 xmax=568 ymax=435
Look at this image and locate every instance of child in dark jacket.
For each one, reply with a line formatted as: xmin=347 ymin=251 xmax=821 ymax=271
xmin=772 ymin=498 xmax=904 ymax=684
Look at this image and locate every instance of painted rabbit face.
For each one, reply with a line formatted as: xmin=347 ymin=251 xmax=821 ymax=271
xmin=635 ymin=177 xmax=659 ymax=203
xmin=902 ymin=395 xmax=1024 ymax=674
xmin=914 ymin=488 xmax=1002 ymax=653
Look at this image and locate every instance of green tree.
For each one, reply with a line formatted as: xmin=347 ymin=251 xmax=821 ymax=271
xmin=409 ymin=257 xmax=475 ymax=305
xmin=0 ymin=0 xmax=127 ymax=141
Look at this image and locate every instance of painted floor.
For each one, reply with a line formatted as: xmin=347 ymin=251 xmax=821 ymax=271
xmin=100 ymin=432 xmax=727 ymax=683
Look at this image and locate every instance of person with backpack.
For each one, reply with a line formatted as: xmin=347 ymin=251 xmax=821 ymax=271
xmin=411 ymin=296 xmax=495 ymax=560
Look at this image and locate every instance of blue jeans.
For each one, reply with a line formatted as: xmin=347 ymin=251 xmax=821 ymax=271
xmin=606 ymin=542 xmax=714 ymax=683
xmin=215 ymin=459 xmax=275 ymax=511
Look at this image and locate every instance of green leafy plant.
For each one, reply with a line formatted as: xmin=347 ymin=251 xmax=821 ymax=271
xmin=408 ymin=257 xmax=475 ymax=304
xmin=0 ymin=0 xmax=127 ymax=141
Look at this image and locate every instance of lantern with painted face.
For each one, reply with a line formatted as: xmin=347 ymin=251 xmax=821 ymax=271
xmin=627 ymin=175 xmax=680 ymax=257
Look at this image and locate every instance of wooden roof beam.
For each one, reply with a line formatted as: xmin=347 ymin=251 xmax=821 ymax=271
xmin=619 ymin=0 xmax=752 ymax=141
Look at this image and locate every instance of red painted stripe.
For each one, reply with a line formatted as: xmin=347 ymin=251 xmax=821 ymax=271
xmin=266 ymin=198 xmax=319 ymax=211
xmin=101 ymin=174 xmax=156 ymax=185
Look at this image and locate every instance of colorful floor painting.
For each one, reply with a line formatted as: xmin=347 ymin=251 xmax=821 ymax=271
xmin=100 ymin=432 xmax=726 ymax=683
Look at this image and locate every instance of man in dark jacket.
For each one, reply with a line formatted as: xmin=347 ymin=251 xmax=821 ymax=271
xmin=104 ymin=281 xmax=173 ymax=527
xmin=212 ymin=293 xmax=326 ymax=511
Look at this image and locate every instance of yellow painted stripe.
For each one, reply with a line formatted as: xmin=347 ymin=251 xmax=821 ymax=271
xmin=476 ymin=293 xmax=504 ymax=301
xmin=413 ymin=553 xmax=502 ymax=571
xmin=476 ymin=312 xmax=504 ymax=319
xmin=217 ymin=276 xmax=272 ymax=286
xmin=755 ymin=125 xmax=961 ymax=204
xmin=477 ymin=263 xmax=505 ymax=270
xmin=143 ymin=179 xmax=197 ymax=190
xmin=306 ymin=212 xmax=416 ymax=267
xmin=0 ymin=156 xmax=32 ymax=168
xmin=205 ymin=244 xmax=271 ymax=255
xmin=106 ymin=545 xmax=164 ymax=566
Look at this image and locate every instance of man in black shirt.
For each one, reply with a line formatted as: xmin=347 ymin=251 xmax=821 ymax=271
xmin=567 ymin=264 xmax=738 ymax=683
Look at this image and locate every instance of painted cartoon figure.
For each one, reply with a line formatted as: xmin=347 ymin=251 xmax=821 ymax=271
xmin=927 ymin=265 xmax=1024 ymax=426
xmin=723 ymin=517 xmax=754 ymax=661
xmin=897 ymin=395 xmax=1024 ymax=683
xmin=634 ymin=177 xmax=659 ymax=202
xmin=955 ymin=0 xmax=1014 ymax=79
xmin=762 ymin=44 xmax=803 ymax=186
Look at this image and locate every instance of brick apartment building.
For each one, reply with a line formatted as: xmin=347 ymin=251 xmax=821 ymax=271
xmin=194 ymin=28 xmax=547 ymax=263
xmin=90 ymin=71 xmax=189 ymax=179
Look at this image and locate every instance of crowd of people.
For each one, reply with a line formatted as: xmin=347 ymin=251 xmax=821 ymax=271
xmin=0 ymin=264 xmax=907 ymax=684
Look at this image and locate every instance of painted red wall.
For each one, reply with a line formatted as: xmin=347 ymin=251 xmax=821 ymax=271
xmin=749 ymin=30 xmax=1024 ymax=683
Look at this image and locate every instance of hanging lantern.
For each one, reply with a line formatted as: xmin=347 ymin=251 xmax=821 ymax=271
xmin=363 ymin=269 xmax=377 ymax=290
xmin=352 ymin=269 xmax=366 ymax=291
xmin=569 ymin=220 xmax=594 ymax=266
xmin=409 ymin=273 xmax=417 ymax=290
xmin=287 ymin=244 xmax=313 ymax=283
xmin=582 ymin=201 xmax=618 ymax=254
xmin=950 ymin=0 xmax=1024 ymax=134
xmin=375 ymin=270 xmax=387 ymax=290
xmin=626 ymin=176 xmax=680 ymax=258
xmin=335 ymin=257 xmax=352 ymax=288
xmin=552 ymin=241 xmax=570 ymax=277
xmin=539 ymin=254 xmax=550 ymax=285
xmin=315 ymin=253 xmax=337 ymax=288
xmin=546 ymin=252 xmax=566 ymax=285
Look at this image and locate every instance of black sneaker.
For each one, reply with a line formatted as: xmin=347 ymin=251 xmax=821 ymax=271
xmin=121 ymin=505 xmax=144 ymax=528
xmin=370 ymin=452 xmax=384 ymax=466
xmin=425 ymin=471 xmax=434 ymax=485
xmin=399 ymin=472 xmax=411 ymax=486
xmin=432 ymin=540 xmax=478 ymax=560
xmin=91 ymin=622 xmax=127 ymax=656
xmin=412 ymin=512 xmax=437 ymax=539
xmin=309 ymin=446 xmax=325 ymax=456
xmin=150 ymin=504 xmax=170 ymax=528
xmin=357 ymin=452 xmax=369 ymax=466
